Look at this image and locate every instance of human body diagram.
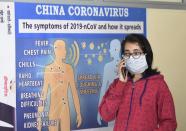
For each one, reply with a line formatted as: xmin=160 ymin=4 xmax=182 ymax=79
xmin=37 ymin=40 xmax=82 ymax=131
xmin=97 ymin=39 xmax=121 ymax=126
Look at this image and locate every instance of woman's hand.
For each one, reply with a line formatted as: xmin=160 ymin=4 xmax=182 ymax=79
xmin=118 ymin=59 xmax=128 ymax=82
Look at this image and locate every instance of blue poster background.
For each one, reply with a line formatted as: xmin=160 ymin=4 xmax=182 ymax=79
xmin=15 ymin=2 xmax=146 ymax=131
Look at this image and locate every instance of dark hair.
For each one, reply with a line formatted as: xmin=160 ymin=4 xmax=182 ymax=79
xmin=121 ymin=34 xmax=160 ymax=78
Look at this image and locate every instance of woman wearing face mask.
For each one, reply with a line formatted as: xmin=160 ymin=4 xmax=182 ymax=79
xmin=98 ymin=34 xmax=177 ymax=131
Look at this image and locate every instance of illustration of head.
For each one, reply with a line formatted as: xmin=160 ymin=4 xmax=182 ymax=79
xmin=54 ymin=40 xmax=67 ymax=60
xmin=109 ymin=39 xmax=121 ymax=59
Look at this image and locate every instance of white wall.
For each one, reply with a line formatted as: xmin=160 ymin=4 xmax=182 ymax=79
xmin=148 ymin=8 xmax=186 ymax=131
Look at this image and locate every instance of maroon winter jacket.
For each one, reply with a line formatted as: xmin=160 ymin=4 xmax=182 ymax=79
xmin=99 ymin=74 xmax=177 ymax=131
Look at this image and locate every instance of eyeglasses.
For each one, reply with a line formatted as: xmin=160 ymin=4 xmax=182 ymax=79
xmin=122 ymin=52 xmax=145 ymax=59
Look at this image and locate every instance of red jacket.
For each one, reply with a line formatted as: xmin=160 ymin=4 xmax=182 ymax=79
xmin=99 ymin=74 xmax=177 ymax=131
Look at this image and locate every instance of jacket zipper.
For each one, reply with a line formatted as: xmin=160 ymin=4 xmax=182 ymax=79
xmin=125 ymin=82 xmax=135 ymax=131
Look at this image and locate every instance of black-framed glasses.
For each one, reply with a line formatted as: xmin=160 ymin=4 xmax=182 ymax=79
xmin=122 ymin=52 xmax=144 ymax=59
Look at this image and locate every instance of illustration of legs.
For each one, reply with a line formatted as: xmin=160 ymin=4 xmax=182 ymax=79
xmin=60 ymin=108 xmax=70 ymax=131
xmin=48 ymin=99 xmax=70 ymax=131
xmin=48 ymin=116 xmax=58 ymax=131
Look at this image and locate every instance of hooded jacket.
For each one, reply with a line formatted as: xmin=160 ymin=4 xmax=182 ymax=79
xmin=99 ymin=74 xmax=177 ymax=131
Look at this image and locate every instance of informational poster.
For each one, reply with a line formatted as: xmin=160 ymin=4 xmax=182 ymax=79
xmin=15 ymin=2 xmax=146 ymax=131
xmin=0 ymin=2 xmax=16 ymax=131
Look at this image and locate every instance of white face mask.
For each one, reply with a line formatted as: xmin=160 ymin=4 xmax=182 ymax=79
xmin=126 ymin=55 xmax=148 ymax=74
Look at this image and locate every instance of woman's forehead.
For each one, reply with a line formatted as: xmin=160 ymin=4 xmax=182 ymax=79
xmin=124 ymin=42 xmax=141 ymax=50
